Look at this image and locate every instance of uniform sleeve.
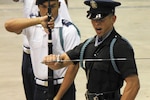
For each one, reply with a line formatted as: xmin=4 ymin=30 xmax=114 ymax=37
xmin=67 ymin=43 xmax=84 ymax=65
xmin=63 ymin=25 xmax=80 ymax=52
xmin=59 ymin=0 xmax=72 ymax=22
xmin=114 ymin=39 xmax=138 ymax=79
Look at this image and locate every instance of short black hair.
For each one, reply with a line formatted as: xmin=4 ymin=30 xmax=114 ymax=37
xmin=36 ymin=0 xmax=47 ymax=5
xmin=36 ymin=0 xmax=57 ymax=5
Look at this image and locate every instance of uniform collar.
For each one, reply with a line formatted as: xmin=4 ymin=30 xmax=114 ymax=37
xmin=54 ymin=14 xmax=63 ymax=28
xmin=101 ymin=28 xmax=120 ymax=46
xmin=95 ymin=28 xmax=113 ymax=46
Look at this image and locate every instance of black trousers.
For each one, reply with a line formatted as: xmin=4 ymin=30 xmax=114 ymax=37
xmin=34 ymin=82 xmax=76 ymax=100
xmin=22 ymin=52 xmax=35 ymax=100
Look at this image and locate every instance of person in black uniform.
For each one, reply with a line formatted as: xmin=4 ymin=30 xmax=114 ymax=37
xmin=43 ymin=0 xmax=140 ymax=100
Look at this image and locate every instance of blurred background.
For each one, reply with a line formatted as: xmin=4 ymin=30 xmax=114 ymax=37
xmin=0 ymin=0 xmax=150 ymax=99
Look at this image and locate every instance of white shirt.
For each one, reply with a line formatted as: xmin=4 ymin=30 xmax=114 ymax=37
xmin=20 ymin=0 xmax=71 ymax=20
xmin=21 ymin=0 xmax=71 ymax=48
xmin=24 ymin=15 xmax=80 ymax=81
xmin=20 ymin=0 xmax=38 ymax=18
xmin=20 ymin=0 xmax=38 ymax=48
xmin=59 ymin=0 xmax=72 ymax=22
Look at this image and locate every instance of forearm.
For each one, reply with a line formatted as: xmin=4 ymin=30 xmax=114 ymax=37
xmin=121 ymin=75 xmax=140 ymax=100
xmin=54 ymin=64 xmax=79 ymax=99
xmin=43 ymin=53 xmax=73 ymax=70
xmin=5 ymin=17 xmax=42 ymax=34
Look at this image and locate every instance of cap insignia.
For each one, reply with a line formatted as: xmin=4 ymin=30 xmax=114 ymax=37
xmin=90 ymin=0 xmax=97 ymax=9
xmin=95 ymin=14 xmax=101 ymax=19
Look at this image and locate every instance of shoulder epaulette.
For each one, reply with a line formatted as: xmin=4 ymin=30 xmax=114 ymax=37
xmin=59 ymin=19 xmax=81 ymax=51
xmin=29 ymin=13 xmax=38 ymax=18
xmin=62 ymin=19 xmax=72 ymax=27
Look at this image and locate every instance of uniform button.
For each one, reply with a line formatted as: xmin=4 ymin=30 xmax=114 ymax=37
xmin=43 ymin=91 xmax=47 ymax=94
xmin=94 ymin=53 xmax=97 ymax=57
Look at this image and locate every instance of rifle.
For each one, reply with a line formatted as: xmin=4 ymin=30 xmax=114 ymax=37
xmin=47 ymin=0 xmax=54 ymax=99
xmin=47 ymin=0 xmax=52 ymax=35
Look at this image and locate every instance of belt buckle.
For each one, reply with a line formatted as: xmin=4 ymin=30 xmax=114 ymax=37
xmin=93 ymin=95 xmax=99 ymax=100
xmin=44 ymin=81 xmax=48 ymax=86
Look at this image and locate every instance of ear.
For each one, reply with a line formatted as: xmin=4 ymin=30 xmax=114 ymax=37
xmin=112 ymin=15 xmax=116 ymax=23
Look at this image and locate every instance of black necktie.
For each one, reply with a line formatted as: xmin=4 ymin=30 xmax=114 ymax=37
xmin=98 ymin=37 xmax=103 ymax=42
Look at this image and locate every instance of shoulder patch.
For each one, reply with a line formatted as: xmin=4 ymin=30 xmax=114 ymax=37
xmin=62 ymin=19 xmax=72 ymax=27
xmin=29 ymin=13 xmax=38 ymax=18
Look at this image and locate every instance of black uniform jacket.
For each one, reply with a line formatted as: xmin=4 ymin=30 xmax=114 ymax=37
xmin=67 ymin=28 xmax=138 ymax=93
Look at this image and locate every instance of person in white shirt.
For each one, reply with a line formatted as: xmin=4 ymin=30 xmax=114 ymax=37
xmin=13 ymin=0 xmax=71 ymax=100
xmin=59 ymin=0 xmax=71 ymax=22
xmin=6 ymin=0 xmax=80 ymax=100
xmin=13 ymin=0 xmax=38 ymax=100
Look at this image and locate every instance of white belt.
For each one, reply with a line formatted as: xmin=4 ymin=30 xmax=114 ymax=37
xmin=36 ymin=78 xmax=48 ymax=87
xmin=23 ymin=46 xmax=30 ymax=54
xmin=35 ymin=78 xmax=63 ymax=86
xmin=54 ymin=78 xmax=63 ymax=85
